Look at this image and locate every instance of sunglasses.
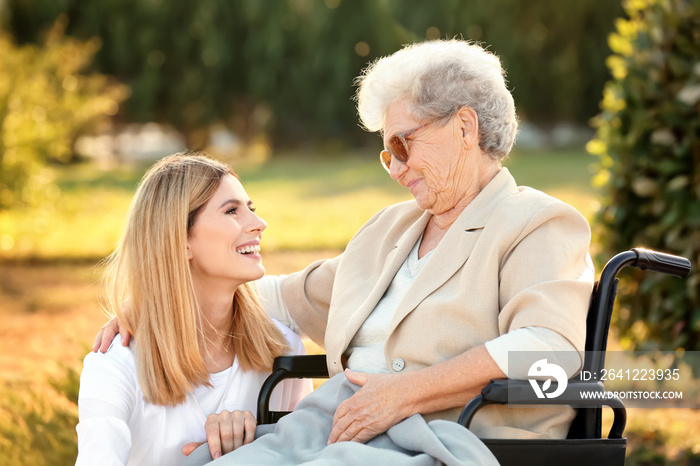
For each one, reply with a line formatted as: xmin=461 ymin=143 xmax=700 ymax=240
xmin=379 ymin=117 xmax=442 ymax=173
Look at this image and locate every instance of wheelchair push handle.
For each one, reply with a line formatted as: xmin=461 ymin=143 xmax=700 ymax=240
xmin=631 ymin=248 xmax=691 ymax=278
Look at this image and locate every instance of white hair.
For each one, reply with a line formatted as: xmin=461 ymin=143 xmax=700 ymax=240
xmin=355 ymin=39 xmax=518 ymax=160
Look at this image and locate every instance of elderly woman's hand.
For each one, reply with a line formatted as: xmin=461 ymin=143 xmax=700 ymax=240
xmin=181 ymin=410 xmax=256 ymax=460
xmin=328 ymin=369 xmax=411 ymax=444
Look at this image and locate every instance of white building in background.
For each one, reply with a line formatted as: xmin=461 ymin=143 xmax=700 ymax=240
xmin=74 ymin=123 xmax=242 ymax=165
xmin=515 ymin=122 xmax=595 ymax=150
xmin=75 ymin=120 xmax=592 ymax=165
xmin=75 ymin=123 xmax=186 ymax=164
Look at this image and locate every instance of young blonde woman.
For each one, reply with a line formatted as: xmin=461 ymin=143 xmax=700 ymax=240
xmin=76 ymin=154 xmax=311 ymax=465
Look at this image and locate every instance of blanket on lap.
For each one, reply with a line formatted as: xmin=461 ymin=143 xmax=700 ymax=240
xmin=182 ymin=373 xmax=498 ymax=466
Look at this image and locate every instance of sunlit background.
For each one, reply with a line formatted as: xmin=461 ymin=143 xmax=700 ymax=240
xmin=0 ymin=0 xmax=698 ymax=464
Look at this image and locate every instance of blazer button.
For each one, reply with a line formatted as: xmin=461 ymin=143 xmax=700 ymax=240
xmin=391 ymin=358 xmax=405 ymax=372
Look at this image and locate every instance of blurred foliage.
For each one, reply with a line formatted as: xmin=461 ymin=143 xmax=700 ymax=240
xmin=0 ymin=16 xmax=127 ymax=210
xmin=3 ymin=0 xmax=621 ymax=149
xmin=0 ymin=364 xmax=80 ymax=466
xmin=625 ymin=426 xmax=700 ymax=465
xmin=588 ymin=0 xmax=700 ymax=351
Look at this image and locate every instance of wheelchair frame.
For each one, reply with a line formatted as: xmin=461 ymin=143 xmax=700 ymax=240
xmin=257 ymin=248 xmax=691 ymax=465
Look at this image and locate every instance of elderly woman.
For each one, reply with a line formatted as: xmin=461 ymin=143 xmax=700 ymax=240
xmin=262 ymin=37 xmax=591 ymax=438
xmin=99 ymin=39 xmax=593 ymax=463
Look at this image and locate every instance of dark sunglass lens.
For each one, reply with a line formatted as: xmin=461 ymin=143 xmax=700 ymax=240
xmin=389 ymin=136 xmax=408 ymax=162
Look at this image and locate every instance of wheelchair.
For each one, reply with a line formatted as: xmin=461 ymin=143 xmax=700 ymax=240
xmin=257 ymin=249 xmax=691 ymax=465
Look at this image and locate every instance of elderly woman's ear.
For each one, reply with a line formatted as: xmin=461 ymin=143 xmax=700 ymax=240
xmin=457 ymin=106 xmax=479 ymax=149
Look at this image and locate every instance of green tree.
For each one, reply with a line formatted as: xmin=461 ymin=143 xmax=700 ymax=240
xmin=4 ymin=0 xmax=621 ymax=149
xmin=588 ymin=0 xmax=700 ymax=351
xmin=388 ymin=0 xmax=624 ymax=126
xmin=5 ymin=0 xmax=405 ymax=149
xmin=0 ymin=17 xmax=127 ymax=209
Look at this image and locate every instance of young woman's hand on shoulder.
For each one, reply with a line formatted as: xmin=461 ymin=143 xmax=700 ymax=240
xmin=92 ymin=316 xmax=131 ymax=352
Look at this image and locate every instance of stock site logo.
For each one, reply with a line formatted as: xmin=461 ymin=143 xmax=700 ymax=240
xmin=528 ymin=359 xmax=567 ymax=399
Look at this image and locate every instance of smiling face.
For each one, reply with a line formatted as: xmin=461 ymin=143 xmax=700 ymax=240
xmin=382 ymin=99 xmax=491 ymax=216
xmin=186 ymin=174 xmax=267 ymax=290
xmin=383 ymin=99 xmax=469 ymax=214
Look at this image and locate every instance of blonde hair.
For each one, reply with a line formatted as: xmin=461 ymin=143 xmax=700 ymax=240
xmin=102 ymin=153 xmax=288 ymax=406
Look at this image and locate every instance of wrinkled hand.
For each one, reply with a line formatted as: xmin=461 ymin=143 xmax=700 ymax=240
xmin=182 ymin=410 xmax=256 ymax=460
xmin=92 ymin=317 xmax=131 ymax=352
xmin=328 ymin=369 xmax=410 ymax=445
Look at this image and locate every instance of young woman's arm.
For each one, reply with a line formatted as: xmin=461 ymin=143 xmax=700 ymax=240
xmin=77 ymin=337 xmax=137 ymax=464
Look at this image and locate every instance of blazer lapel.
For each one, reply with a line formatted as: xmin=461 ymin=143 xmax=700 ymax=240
xmin=388 ymin=168 xmax=519 ymax=333
xmin=338 ymin=209 xmax=432 ymax=351
xmin=388 ymin=222 xmax=481 ymax=333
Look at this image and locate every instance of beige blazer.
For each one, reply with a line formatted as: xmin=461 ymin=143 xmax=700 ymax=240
xmin=280 ymin=168 xmax=593 ymax=439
